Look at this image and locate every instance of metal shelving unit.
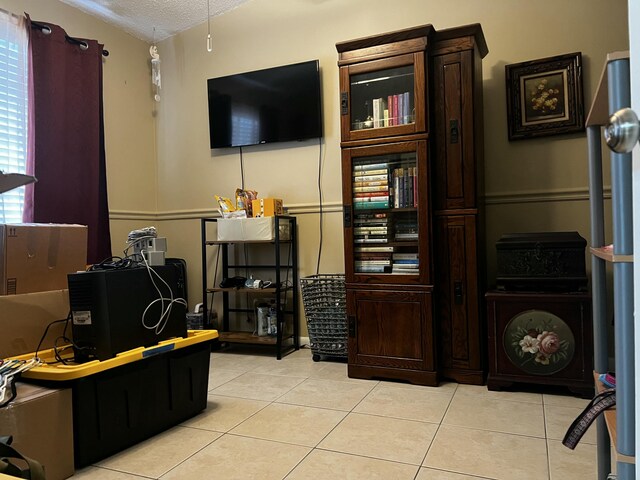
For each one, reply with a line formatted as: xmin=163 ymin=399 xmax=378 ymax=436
xmin=586 ymin=51 xmax=635 ymax=480
xmin=200 ymin=216 xmax=299 ymax=359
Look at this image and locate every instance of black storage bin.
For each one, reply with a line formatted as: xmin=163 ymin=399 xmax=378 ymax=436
xmin=70 ymin=341 xmax=210 ymax=467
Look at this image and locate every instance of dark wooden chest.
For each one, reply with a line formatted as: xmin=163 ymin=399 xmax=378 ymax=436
xmin=496 ymin=232 xmax=587 ymax=292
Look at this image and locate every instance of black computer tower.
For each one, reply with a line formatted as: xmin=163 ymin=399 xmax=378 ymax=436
xmin=68 ymin=265 xmax=188 ymax=361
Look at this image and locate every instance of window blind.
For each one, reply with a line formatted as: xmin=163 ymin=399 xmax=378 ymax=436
xmin=0 ymin=10 xmax=28 ymax=223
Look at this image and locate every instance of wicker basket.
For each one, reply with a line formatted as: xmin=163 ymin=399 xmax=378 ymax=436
xmin=300 ymin=274 xmax=347 ymax=361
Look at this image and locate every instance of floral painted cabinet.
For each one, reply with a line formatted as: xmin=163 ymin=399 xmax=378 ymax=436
xmin=486 ymin=291 xmax=593 ymax=397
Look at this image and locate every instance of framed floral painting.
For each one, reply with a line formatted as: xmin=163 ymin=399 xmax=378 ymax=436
xmin=505 ymin=52 xmax=585 ymax=140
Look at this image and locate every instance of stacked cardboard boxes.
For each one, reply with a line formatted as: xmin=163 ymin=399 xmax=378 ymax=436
xmin=0 ymin=223 xmax=87 ymax=480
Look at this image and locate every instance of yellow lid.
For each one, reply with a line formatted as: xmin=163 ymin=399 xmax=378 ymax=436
xmin=9 ymin=330 xmax=218 ymax=381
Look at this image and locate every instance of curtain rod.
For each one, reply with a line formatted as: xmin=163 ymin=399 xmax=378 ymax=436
xmin=30 ymin=20 xmax=109 ymax=57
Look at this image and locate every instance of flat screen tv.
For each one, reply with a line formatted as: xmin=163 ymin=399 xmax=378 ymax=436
xmin=207 ymin=60 xmax=322 ymax=148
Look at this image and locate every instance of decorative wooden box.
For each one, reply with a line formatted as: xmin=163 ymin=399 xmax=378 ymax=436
xmin=486 ymin=291 xmax=593 ymax=397
xmin=495 ymin=232 xmax=587 ymax=292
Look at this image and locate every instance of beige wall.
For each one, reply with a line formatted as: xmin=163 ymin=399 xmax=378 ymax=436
xmin=5 ymin=0 xmax=629 ymax=335
xmin=154 ymin=0 xmax=628 ymax=319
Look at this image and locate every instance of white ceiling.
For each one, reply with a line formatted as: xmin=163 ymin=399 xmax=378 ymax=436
xmin=58 ymin=0 xmax=252 ymax=43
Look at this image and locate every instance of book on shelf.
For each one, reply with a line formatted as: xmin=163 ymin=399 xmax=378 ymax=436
xmin=355 ymin=212 xmax=387 ymax=218
xmin=353 ymin=169 xmax=388 ymax=176
xmin=356 ymin=265 xmax=392 ymax=273
xmin=354 ymin=201 xmax=389 ymax=210
xmin=354 ymin=191 xmax=391 ymax=198
xmin=391 ymin=268 xmax=419 ymax=275
xmin=353 ymin=196 xmax=389 ymax=203
xmin=392 ymin=253 xmax=419 ymax=260
xmin=354 ymin=185 xmax=389 ymax=193
xmin=392 ymin=95 xmax=399 ymax=126
xmin=356 ymin=254 xmax=393 ymax=261
xmin=355 ymin=245 xmax=394 ymax=252
xmin=372 ymin=98 xmax=380 ymax=128
xmin=355 ymin=259 xmax=392 ymax=266
xmin=353 ymin=180 xmax=388 ymax=188
xmin=354 ymin=223 xmax=388 ymax=228
xmin=403 ymin=92 xmax=411 ymax=123
xmin=393 ymin=259 xmax=419 ymax=265
xmin=395 ymin=233 xmax=419 ymax=240
xmin=352 ymin=173 xmax=387 ymax=183
xmin=354 ymin=162 xmax=389 ymax=171
xmin=398 ymin=94 xmax=404 ymax=125
xmin=354 ymin=238 xmax=389 ymax=243
xmin=354 ymin=226 xmax=388 ymax=233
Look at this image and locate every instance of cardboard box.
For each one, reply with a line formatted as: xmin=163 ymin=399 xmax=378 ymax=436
xmin=0 ymin=289 xmax=70 ymax=358
xmin=217 ymin=217 xmax=290 ymax=242
xmin=0 ymin=224 xmax=87 ymax=295
xmin=251 ymin=198 xmax=283 ymax=217
xmin=0 ymin=383 xmax=74 ymax=480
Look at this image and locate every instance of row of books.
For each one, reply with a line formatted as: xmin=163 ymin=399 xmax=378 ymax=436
xmin=353 ymin=162 xmax=417 ymax=210
xmin=391 ymin=166 xmax=417 ymax=208
xmin=353 ymin=164 xmax=390 ymax=210
xmin=353 ymin=213 xmax=420 ymax=242
xmin=353 ymin=212 xmax=388 ymax=244
xmin=353 ymin=249 xmax=419 ymax=274
xmin=370 ymin=92 xmax=413 ymax=128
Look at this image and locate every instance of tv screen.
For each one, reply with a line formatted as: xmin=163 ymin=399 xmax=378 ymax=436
xmin=207 ymin=60 xmax=323 ymax=148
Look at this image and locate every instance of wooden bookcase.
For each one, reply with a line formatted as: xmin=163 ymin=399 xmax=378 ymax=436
xmin=336 ymin=24 xmax=487 ymax=386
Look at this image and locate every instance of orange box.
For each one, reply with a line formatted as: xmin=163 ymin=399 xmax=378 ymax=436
xmin=251 ymin=198 xmax=283 ymax=217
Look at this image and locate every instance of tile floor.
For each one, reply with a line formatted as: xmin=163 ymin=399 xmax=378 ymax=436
xmin=70 ymin=346 xmax=597 ymax=480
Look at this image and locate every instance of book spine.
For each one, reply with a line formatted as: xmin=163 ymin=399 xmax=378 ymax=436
xmin=352 ymin=174 xmax=387 ymax=183
xmin=404 ymin=91 xmax=410 ymax=123
xmin=354 ymin=246 xmax=394 ymax=252
xmin=392 ymin=253 xmax=419 ymax=260
xmin=353 ymin=185 xmax=389 ymax=193
xmin=406 ymin=167 xmax=413 ymax=208
xmin=398 ymin=94 xmax=404 ymax=125
xmin=387 ymin=95 xmax=394 ymax=126
xmin=354 ymin=162 xmax=389 ymax=171
xmin=353 ymin=169 xmax=388 ymax=176
xmin=354 ymin=228 xmax=388 ymax=233
xmin=353 ymin=196 xmax=390 ymax=202
xmin=372 ymin=98 xmax=380 ymax=128
xmin=393 ymin=95 xmax=398 ymax=126
xmin=413 ymin=167 xmax=418 ymax=206
xmin=353 ymin=201 xmax=389 ymax=210
xmin=354 ymin=191 xmax=390 ymax=198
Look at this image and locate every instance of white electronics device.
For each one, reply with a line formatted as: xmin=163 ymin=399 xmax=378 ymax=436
xmin=133 ymin=237 xmax=167 ymax=266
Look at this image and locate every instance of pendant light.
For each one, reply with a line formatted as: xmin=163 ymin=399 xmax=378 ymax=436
xmin=206 ymin=0 xmax=212 ymax=52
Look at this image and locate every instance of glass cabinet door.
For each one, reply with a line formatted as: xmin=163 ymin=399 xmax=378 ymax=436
xmin=342 ymin=141 xmax=430 ymax=284
xmin=340 ymin=53 xmax=426 ymax=142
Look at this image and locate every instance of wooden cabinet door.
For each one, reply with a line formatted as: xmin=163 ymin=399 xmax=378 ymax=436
xmin=341 ymin=140 xmax=431 ymax=286
xmin=434 ymin=214 xmax=484 ymax=384
xmin=347 ymin=288 xmax=434 ymax=372
xmin=339 ymin=52 xmax=427 ymax=143
xmin=432 ymin=50 xmax=477 ymax=211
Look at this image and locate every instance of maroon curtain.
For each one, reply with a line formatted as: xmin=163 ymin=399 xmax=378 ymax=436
xmin=26 ymin=17 xmax=111 ymax=264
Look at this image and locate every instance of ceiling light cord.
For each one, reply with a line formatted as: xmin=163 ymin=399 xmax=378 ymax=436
xmin=206 ymin=0 xmax=212 ymax=52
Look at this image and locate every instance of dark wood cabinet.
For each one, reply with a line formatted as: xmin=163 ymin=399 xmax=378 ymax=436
xmin=337 ymin=24 xmax=487 ymax=387
xmin=434 ymin=215 xmax=483 ymax=384
xmin=485 ymin=291 xmax=593 ymax=397
xmin=347 ymin=286 xmax=436 ymax=386
xmin=431 ymin=28 xmax=487 ymax=385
